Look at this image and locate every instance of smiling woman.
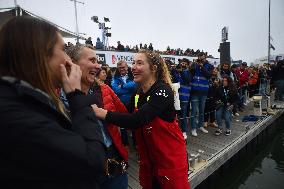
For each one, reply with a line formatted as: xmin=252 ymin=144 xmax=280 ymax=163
xmin=65 ymin=43 xmax=130 ymax=189
xmin=93 ymin=50 xmax=190 ymax=189
xmin=65 ymin=44 xmax=102 ymax=93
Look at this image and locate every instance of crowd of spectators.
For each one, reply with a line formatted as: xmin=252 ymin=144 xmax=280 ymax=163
xmin=59 ymin=30 xmax=284 ymax=157
xmin=166 ymin=57 xmax=284 ymax=138
xmin=98 ymin=52 xmax=284 ymax=140
xmin=81 ymin=37 xmax=214 ymax=58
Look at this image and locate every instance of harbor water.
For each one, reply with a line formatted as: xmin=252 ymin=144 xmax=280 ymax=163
xmin=197 ymin=114 xmax=284 ymax=189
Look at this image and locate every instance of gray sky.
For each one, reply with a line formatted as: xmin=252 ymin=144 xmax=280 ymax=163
xmin=1 ymin=0 xmax=284 ymax=62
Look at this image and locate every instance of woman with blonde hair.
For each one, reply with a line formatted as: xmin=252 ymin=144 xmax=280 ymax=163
xmin=94 ymin=50 xmax=190 ymax=189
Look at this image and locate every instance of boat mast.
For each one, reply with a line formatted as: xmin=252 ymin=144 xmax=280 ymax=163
xmin=268 ymin=0 xmax=271 ymax=64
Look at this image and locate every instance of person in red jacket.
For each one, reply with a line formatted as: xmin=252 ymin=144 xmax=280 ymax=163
xmin=248 ymin=67 xmax=259 ymax=97
xmin=236 ymin=62 xmax=249 ymax=107
xmin=93 ymin=50 xmax=190 ymax=189
xmin=65 ymin=44 xmax=129 ymax=189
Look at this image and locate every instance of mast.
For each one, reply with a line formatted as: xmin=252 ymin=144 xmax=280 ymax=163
xmin=70 ymin=0 xmax=84 ymax=43
xmin=268 ymin=0 xmax=271 ymax=64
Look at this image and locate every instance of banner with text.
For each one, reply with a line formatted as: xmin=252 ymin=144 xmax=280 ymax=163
xmin=96 ymin=50 xmax=220 ymax=67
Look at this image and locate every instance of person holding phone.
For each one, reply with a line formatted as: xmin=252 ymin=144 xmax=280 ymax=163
xmin=0 ymin=17 xmax=106 ymax=189
xmin=189 ymin=52 xmax=212 ymax=137
xmin=93 ymin=50 xmax=190 ymax=189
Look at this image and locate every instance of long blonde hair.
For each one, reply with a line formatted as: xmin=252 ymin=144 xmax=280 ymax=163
xmin=138 ymin=50 xmax=172 ymax=87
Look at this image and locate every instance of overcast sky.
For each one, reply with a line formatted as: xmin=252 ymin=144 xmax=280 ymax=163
xmin=1 ymin=0 xmax=283 ymax=62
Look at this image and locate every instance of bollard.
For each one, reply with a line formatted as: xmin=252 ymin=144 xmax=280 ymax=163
xmin=189 ymin=157 xmax=195 ymax=168
xmin=197 ymin=150 xmax=205 ymax=162
xmin=245 ymin=125 xmax=250 ymax=131
xmin=252 ymin=95 xmax=262 ymax=116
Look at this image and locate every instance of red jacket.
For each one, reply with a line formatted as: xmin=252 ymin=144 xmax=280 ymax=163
xmin=100 ymin=84 xmax=129 ymax=162
xmin=248 ymin=71 xmax=259 ymax=85
xmin=236 ymin=68 xmax=249 ymax=88
xmin=135 ymin=117 xmax=189 ymax=189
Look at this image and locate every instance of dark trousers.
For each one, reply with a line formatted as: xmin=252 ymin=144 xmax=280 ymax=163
xmin=204 ymin=97 xmax=216 ymax=123
xmin=120 ymin=128 xmax=129 ymax=146
xmin=248 ymin=84 xmax=258 ymax=98
xmin=237 ymin=87 xmax=245 ymax=110
xmin=120 ymin=128 xmax=136 ymax=147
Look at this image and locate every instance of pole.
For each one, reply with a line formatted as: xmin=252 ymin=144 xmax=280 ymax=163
xmin=74 ymin=0 xmax=79 ymax=43
xmin=268 ymin=0 xmax=271 ymax=64
xmin=70 ymin=0 xmax=84 ymax=43
xmin=102 ymin=24 xmax=106 ymax=49
xmin=14 ymin=0 xmax=18 ymax=16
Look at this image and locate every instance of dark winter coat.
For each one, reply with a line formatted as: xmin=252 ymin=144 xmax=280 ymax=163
xmin=0 ymin=77 xmax=106 ymax=189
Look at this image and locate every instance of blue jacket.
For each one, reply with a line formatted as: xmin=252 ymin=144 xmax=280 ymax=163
xmin=178 ymin=69 xmax=191 ymax=102
xmin=171 ymin=69 xmax=180 ymax=83
xmin=111 ymin=75 xmax=137 ymax=105
xmin=190 ymin=62 xmax=212 ymax=96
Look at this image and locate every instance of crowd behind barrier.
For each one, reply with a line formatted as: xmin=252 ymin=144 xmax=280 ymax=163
xmin=70 ymin=38 xmax=215 ymax=58
xmin=88 ymin=48 xmax=284 ymax=139
xmin=67 ymin=42 xmax=220 ymax=69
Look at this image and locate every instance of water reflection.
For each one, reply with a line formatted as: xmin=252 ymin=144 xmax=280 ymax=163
xmin=236 ymin=116 xmax=284 ymax=189
xmin=200 ymin=115 xmax=284 ymax=189
xmin=271 ymin=132 xmax=284 ymax=172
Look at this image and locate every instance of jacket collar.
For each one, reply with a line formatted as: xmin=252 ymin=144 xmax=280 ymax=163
xmin=0 ymin=76 xmax=56 ymax=110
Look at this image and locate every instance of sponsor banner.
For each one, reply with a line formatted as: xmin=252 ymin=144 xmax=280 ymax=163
xmin=161 ymin=56 xmax=176 ymax=64
xmin=111 ymin=53 xmax=134 ymax=65
xmin=96 ymin=53 xmax=106 ymax=64
xmin=207 ymin=58 xmax=220 ymax=67
xmin=97 ymin=50 xmax=134 ymax=67
xmin=96 ymin=50 xmax=219 ymax=67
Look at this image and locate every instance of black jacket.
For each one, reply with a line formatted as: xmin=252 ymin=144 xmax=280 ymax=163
xmin=215 ymin=85 xmax=238 ymax=106
xmin=272 ymin=61 xmax=284 ymax=81
xmin=0 ymin=78 xmax=106 ymax=189
xmin=106 ymin=81 xmax=176 ymax=129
